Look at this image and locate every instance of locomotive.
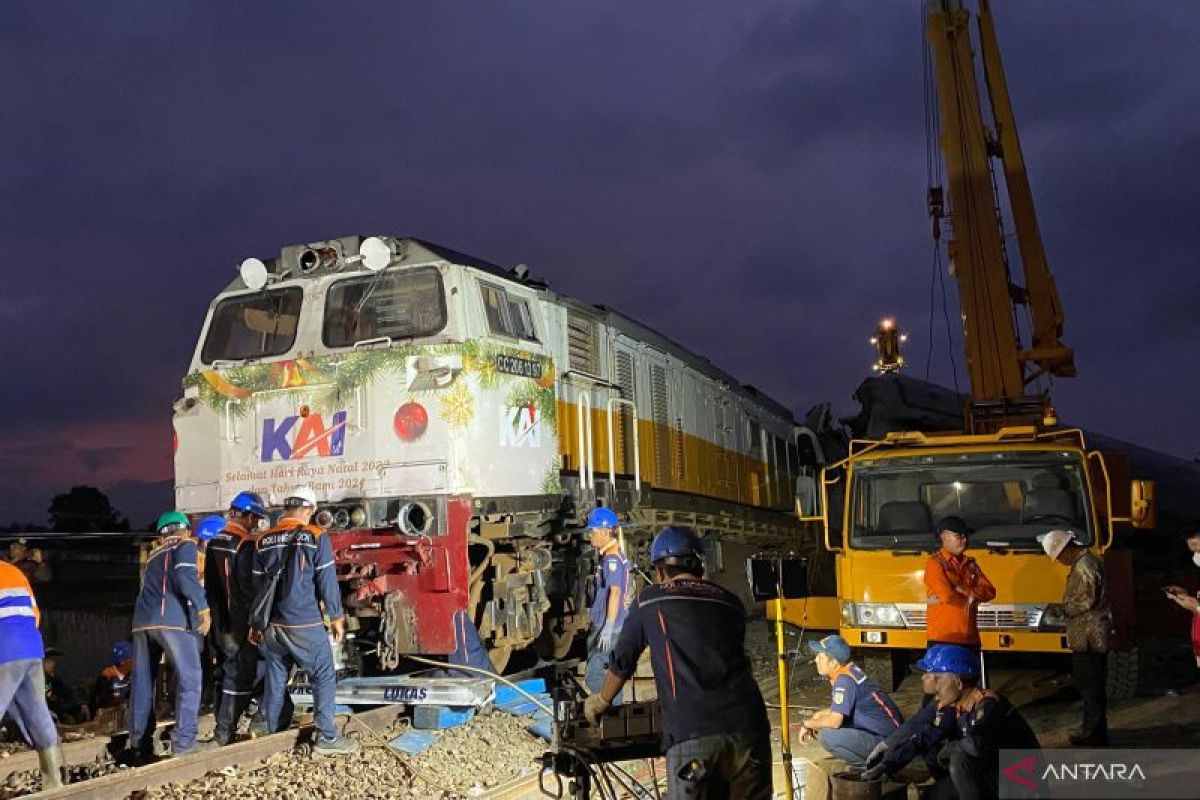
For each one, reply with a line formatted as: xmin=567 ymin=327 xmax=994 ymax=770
xmin=174 ymin=235 xmax=809 ymax=671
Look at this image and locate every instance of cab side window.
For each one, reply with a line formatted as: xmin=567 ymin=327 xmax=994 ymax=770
xmin=479 ymin=281 xmax=538 ymax=342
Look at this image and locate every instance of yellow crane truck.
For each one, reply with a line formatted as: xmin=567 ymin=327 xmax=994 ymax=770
xmin=781 ymin=0 xmax=1155 ymax=694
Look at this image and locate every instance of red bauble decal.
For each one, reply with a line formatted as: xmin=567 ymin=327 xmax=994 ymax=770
xmin=393 ymin=402 xmax=429 ymax=442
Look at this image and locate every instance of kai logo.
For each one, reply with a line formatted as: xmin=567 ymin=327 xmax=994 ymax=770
xmin=499 ymin=405 xmax=541 ymax=448
xmin=261 ymin=410 xmax=348 ymax=462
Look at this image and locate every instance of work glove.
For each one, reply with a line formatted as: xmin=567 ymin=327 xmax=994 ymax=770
xmin=598 ymin=625 xmax=616 ymax=652
xmin=864 ymin=740 xmax=888 ymax=770
xmin=860 ymin=760 xmax=888 ymax=782
xmin=583 ymin=694 xmax=611 ymax=725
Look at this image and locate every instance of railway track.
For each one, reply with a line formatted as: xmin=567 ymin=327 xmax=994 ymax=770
xmin=5 ymin=706 xmax=404 ymax=800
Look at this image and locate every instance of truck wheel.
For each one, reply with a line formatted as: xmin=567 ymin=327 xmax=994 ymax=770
xmin=1106 ymin=647 xmax=1138 ymax=700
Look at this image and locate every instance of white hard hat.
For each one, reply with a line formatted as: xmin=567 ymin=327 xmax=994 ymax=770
xmin=285 ymin=486 xmax=319 ymax=508
xmin=1038 ymin=529 xmax=1079 ymax=560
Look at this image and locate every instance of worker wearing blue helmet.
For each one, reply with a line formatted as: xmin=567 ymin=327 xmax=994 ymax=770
xmin=862 ymin=643 xmax=1040 ymax=800
xmin=586 ymin=526 xmax=772 ymax=800
xmin=583 ymin=507 xmax=633 ymax=702
xmin=203 ymin=493 xmax=267 ymax=745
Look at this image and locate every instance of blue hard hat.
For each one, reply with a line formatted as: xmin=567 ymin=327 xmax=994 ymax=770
xmin=915 ymin=643 xmax=980 ymax=677
xmin=229 ymin=491 xmax=268 ymax=518
xmin=808 ymin=634 xmax=852 ymax=664
xmin=110 ymin=640 xmax=132 ymax=665
xmin=195 ymin=514 xmax=226 ymax=542
xmin=649 ymin=526 xmax=703 ymax=565
xmin=586 ymin=507 xmax=619 ymax=530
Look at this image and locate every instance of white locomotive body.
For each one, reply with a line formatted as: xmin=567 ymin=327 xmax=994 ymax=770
xmin=174 ymin=236 xmax=806 ymax=669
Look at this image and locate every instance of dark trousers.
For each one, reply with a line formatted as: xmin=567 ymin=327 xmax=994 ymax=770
xmin=1072 ymin=651 xmax=1108 ymax=740
xmin=213 ymin=629 xmax=259 ymax=743
xmin=260 ymin=623 xmax=338 ymax=743
xmin=928 ymin=742 xmax=998 ymax=800
xmin=664 ymin=731 xmax=773 ymax=800
xmin=127 ymin=629 xmax=201 ymax=755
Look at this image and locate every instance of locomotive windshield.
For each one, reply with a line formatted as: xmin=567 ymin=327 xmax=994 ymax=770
xmin=323 ymin=267 xmax=447 ymax=347
xmin=201 ymin=287 xmax=303 ymax=364
xmin=849 ymin=450 xmax=1094 ymax=550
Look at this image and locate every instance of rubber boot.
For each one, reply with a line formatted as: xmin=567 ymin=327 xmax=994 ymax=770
xmin=37 ymin=746 xmax=65 ymax=790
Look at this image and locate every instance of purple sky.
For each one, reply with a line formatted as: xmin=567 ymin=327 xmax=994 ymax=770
xmin=1 ymin=2 xmax=1197 ymax=527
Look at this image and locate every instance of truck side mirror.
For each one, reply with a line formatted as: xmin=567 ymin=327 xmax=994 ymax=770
xmin=796 ymin=473 xmax=822 ymax=520
xmin=747 ymin=555 xmax=809 ymax=601
xmin=1130 ymin=480 xmax=1156 ymax=529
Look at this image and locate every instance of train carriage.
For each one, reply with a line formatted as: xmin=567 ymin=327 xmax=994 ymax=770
xmin=174 ymin=235 xmax=809 ymax=671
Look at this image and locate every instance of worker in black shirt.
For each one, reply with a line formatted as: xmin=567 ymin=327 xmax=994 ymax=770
xmin=585 ymin=526 xmax=772 ymax=800
xmin=861 ymin=644 xmax=1041 ymax=800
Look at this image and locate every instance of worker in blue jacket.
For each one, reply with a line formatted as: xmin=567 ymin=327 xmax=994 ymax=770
xmin=249 ymin=487 xmax=358 ymax=756
xmin=861 ymin=644 xmax=1041 ymax=800
xmin=0 ymin=559 xmax=65 ymax=788
xmin=586 ymin=527 xmax=772 ymax=800
xmin=203 ymin=491 xmax=268 ymax=745
xmin=584 ymin=507 xmax=633 ymax=702
xmin=126 ymin=511 xmax=212 ymax=762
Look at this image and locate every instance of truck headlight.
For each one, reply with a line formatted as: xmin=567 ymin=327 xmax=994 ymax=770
xmin=841 ymin=601 xmax=857 ymax=626
xmin=855 ymin=603 xmax=906 ymax=628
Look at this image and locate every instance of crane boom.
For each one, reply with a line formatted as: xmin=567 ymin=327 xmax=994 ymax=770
xmin=925 ymin=0 xmax=1076 ymax=410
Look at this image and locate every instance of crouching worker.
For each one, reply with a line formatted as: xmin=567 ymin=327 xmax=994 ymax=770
xmin=862 ymin=644 xmax=1040 ymax=800
xmin=249 ymin=487 xmax=358 ymax=757
xmin=0 ymin=559 xmax=66 ymax=788
xmin=127 ymin=512 xmax=213 ymax=762
xmin=801 ymin=635 xmax=902 ymax=762
xmin=584 ymin=527 xmax=772 ymax=800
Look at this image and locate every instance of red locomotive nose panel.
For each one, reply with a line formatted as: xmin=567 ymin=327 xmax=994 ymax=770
xmin=331 ymin=495 xmax=472 ymax=657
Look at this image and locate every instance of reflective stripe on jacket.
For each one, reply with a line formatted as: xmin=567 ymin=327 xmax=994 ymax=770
xmin=132 ymin=536 xmax=209 ymax=632
xmin=252 ymin=519 xmax=342 ymax=627
xmin=205 ymin=522 xmax=255 ymax=635
xmin=0 ymin=561 xmax=43 ymax=664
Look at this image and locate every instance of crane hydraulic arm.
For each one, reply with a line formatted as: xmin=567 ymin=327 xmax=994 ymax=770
xmin=925 ymin=0 xmax=1075 ymax=410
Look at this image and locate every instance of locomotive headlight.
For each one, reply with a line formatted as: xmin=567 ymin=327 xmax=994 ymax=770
xmin=349 ymin=506 xmax=367 ymax=527
xmin=332 ymin=508 xmax=350 ymax=529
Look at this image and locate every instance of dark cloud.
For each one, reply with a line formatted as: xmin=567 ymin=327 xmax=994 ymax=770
xmin=2 ymin=0 xmax=1198 ymax=525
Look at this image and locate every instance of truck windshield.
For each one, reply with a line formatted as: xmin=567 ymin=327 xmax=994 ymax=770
xmin=323 ymin=267 xmax=447 ymax=347
xmin=201 ymin=287 xmax=303 ymax=364
xmin=849 ymin=450 xmax=1092 ymax=550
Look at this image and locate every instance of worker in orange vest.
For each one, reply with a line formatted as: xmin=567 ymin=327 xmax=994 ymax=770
xmin=924 ymin=517 xmax=995 ymax=649
xmin=0 ymin=560 xmax=66 ymax=788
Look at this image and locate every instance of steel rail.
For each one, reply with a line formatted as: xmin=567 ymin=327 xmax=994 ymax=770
xmin=19 ymin=706 xmax=404 ymax=800
xmin=1 ymin=716 xmax=220 ymax=784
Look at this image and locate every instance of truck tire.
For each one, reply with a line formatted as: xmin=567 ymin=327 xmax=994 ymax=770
xmin=1106 ymin=647 xmax=1138 ymax=701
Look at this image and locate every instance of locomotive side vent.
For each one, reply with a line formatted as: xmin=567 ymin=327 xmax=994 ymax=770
xmin=567 ymin=312 xmax=600 ymax=376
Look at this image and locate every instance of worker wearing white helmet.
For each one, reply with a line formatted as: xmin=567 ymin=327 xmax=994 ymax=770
xmin=1038 ymin=529 xmax=1112 ymax=746
xmin=249 ymin=487 xmax=358 ymax=756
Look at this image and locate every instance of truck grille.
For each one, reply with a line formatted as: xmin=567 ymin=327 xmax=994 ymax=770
xmin=896 ymin=604 xmax=1042 ymax=630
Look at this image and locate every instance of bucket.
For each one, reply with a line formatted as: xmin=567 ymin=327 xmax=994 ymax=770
xmin=831 ymin=771 xmax=882 ymax=800
xmin=790 ymin=758 xmax=809 ymax=799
